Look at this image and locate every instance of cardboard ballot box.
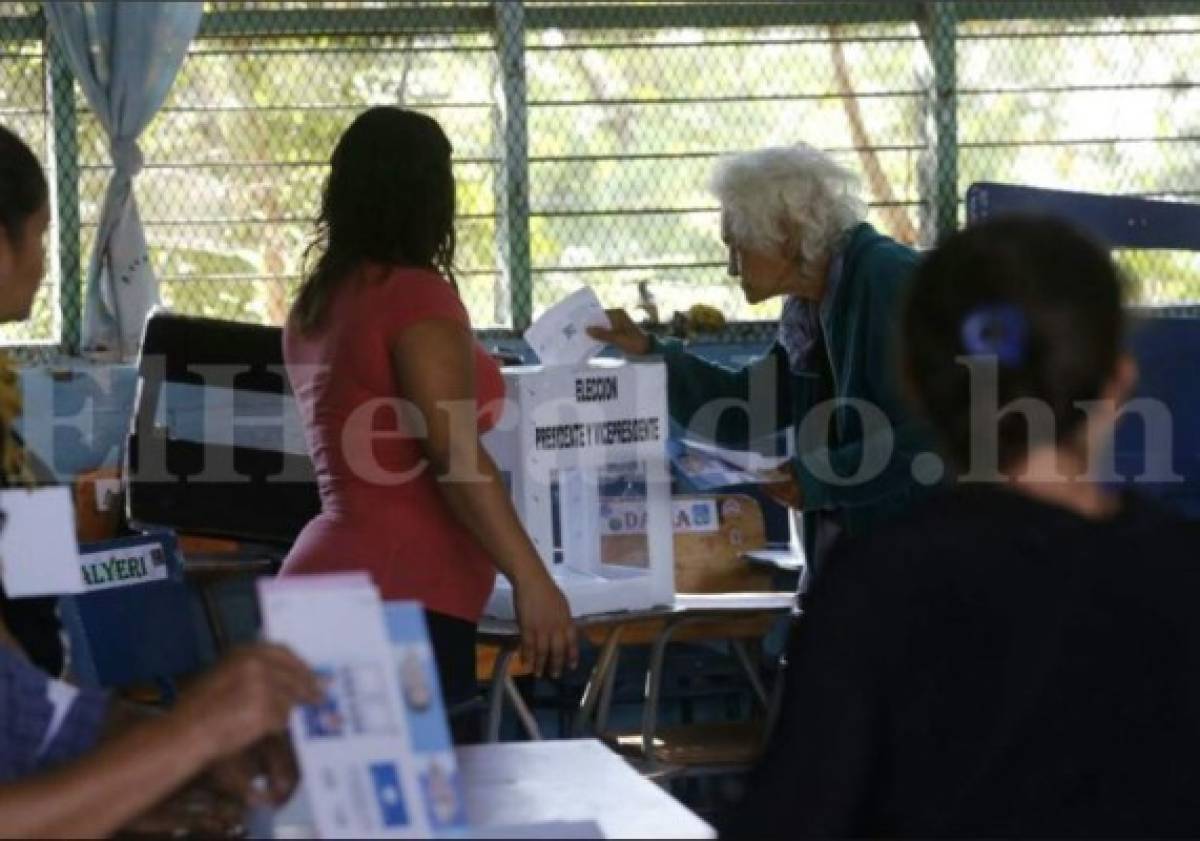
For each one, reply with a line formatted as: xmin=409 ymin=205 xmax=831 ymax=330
xmin=482 ymin=358 xmax=675 ymax=619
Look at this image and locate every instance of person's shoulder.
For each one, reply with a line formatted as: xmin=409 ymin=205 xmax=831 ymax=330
xmin=839 ymin=224 xmax=919 ymax=309
xmin=376 ymin=265 xmax=460 ymax=301
xmin=366 ymin=265 xmax=469 ymax=327
xmin=844 ymin=223 xmax=919 ymax=270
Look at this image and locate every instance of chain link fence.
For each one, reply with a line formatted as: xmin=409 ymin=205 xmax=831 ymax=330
xmin=2 ymin=0 xmax=1199 ymax=354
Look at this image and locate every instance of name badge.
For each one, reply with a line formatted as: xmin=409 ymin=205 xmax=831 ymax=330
xmin=78 ymin=535 xmax=173 ymax=592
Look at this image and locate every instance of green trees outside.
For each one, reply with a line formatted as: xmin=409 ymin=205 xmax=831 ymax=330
xmin=1 ymin=4 xmax=1198 ymax=347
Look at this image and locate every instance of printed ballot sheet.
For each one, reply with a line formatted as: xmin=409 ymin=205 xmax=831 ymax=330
xmin=260 ymin=574 xmax=466 ymax=839
xmin=382 ymin=603 xmax=469 ymax=835
xmin=523 ymin=286 xmax=612 ymax=366
xmin=669 ymin=436 xmax=791 ymax=490
xmin=0 ymin=486 xmax=85 ymax=597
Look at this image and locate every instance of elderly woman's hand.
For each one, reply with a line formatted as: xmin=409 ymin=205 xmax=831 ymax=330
xmin=588 ymin=309 xmax=652 ymax=357
xmin=762 ymin=461 xmax=805 ymax=510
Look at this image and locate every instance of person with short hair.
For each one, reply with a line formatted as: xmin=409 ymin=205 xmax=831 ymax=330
xmin=591 ymin=144 xmax=932 ymax=577
xmin=724 ymin=216 xmax=1200 ymax=838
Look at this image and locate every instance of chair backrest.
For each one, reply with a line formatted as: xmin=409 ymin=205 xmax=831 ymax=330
xmin=58 ymin=532 xmax=213 ymax=691
xmin=966 ymin=182 xmax=1200 ymax=251
xmin=1111 ymin=317 xmax=1200 ymax=517
xmin=125 ymin=311 xmax=321 ymax=546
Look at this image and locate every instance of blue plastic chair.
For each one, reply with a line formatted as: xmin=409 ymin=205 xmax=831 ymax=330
xmin=58 ymin=531 xmax=215 ymax=698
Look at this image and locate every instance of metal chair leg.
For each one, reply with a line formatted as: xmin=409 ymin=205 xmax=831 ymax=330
xmin=573 ymin=624 xmax=625 ymax=735
xmin=730 ymin=638 xmax=770 ymax=709
xmin=642 ymin=617 xmax=694 ymax=771
xmin=595 ymin=645 xmax=621 ymax=736
xmin=761 ymin=641 xmax=790 ymax=749
xmin=199 ymin=581 xmax=229 ymax=653
xmin=486 ymin=643 xmax=517 ymax=743
xmin=505 ymin=674 xmax=542 ymax=740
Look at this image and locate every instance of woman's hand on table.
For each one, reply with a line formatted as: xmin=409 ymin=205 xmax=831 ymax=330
xmin=588 ymin=309 xmax=652 ymax=356
xmin=514 ymin=573 xmax=579 ymax=679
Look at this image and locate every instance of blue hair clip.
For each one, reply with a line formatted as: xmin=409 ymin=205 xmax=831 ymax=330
xmin=960 ymin=304 xmax=1029 ymax=367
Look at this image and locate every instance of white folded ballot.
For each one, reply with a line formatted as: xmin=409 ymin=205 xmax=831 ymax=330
xmin=0 ymin=486 xmax=86 ymax=598
xmin=669 ymin=436 xmax=792 ymax=491
xmin=258 ymin=574 xmax=467 ymax=839
xmin=523 ymin=286 xmax=612 ymax=366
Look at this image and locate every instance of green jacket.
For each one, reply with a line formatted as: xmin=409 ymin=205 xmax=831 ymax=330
xmin=651 ymin=223 xmax=933 ymax=537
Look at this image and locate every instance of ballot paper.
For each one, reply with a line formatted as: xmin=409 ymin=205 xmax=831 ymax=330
xmin=0 ymin=486 xmax=85 ymax=597
xmin=259 ymin=575 xmax=467 ymax=839
xmin=669 ymin=437 xmax=791 ymax=491
xmin=382 ymin=603 xmax=468 ymax=835
xmin=523 ymin=286 xmax=612 ymax=366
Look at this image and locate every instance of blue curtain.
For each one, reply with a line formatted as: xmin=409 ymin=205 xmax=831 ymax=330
xmin=44 ymin=1 xmax=202 ymax=359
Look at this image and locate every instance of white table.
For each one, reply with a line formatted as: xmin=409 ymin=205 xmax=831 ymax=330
xmin=458 ymin=740 xmax=714 ymax=838
xmin=270 ymin=739 xmax=715 ymax=839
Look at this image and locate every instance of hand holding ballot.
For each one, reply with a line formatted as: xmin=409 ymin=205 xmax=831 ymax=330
xmin=761 ymin=460 xmax=805 ymax=511
xmin=524 ymin=286 xmax=614 ymax=365
xmin=670 ymin=436 xmax=800 ymax=502
xmin=205 ymin=733 xmax=301 ymax=809
xmin=587 ymin=308 xmax=652 ymax=357
xmin=172 ymin=643 xmax=322 ymax=778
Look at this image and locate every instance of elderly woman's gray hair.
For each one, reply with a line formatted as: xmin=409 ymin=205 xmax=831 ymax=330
xmin=710 ymin=144 xmax=867 ymax=267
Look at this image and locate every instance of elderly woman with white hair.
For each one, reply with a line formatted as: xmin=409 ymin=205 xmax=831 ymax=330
xmin=591 ymin=143 xmax=932 ymax=576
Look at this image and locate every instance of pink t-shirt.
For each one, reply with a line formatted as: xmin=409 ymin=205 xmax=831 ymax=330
xmin=281 ymin=265 xmax=505 ymax=623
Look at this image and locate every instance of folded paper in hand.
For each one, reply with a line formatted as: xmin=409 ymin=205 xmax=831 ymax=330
xmin=669 ymin=437 xmax=791 ymax=491
xmin=0 ymin=487 xmax=85 ymax=597
xmin=523 ymin=286 xmax=612 ymax=366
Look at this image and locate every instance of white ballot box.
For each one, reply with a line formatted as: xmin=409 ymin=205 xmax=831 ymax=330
xmin=482 ymin=358 xmax=674 ymax=619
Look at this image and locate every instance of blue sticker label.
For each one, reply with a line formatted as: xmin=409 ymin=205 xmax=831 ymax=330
xmin=369 ymin=763 xmax=409 ymax=828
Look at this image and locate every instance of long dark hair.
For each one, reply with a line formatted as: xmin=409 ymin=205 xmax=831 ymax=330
xmin=902 ymin=215 xmax=1126 ymax=471
xmin=295 ymin=106 xmax=457 ymax=332
xmin=0 ymin=124 xmax=48 ymax=245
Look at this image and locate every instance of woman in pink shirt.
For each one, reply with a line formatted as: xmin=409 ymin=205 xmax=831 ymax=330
xmin=282 ymin=108 xmax=577 ymax=726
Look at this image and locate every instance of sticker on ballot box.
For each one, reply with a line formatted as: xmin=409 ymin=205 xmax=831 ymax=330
xmin=601 ymin=498 xmax=719 ymax=536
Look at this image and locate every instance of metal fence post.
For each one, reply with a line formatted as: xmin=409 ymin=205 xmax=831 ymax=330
xmin=46 ymin=31 xmax=81 ymax=355
xmin=494 ymin=0 xmax=532 ymax=331
xmin=928 ymin=0 xmax=959 ymax=244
